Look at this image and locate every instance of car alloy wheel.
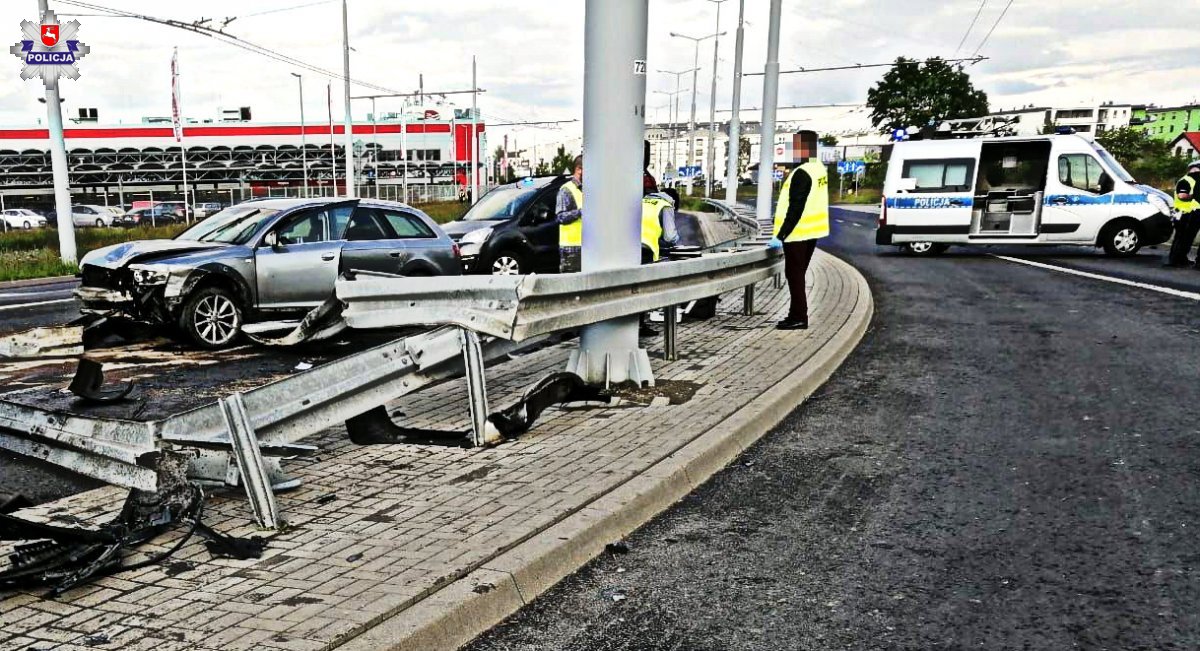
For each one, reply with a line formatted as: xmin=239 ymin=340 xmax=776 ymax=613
xmin=22 ymin=221 xmax=31 ymax=229
xmin=491 ymin=254 xmax=523 ymax=275
xmin=95 ymin=218 xmax=104 ymax=228
xmin=192 ymin=293 xmax=240 ymax=347
xmin=1112 ymin=227 xmax=1138 ymax=254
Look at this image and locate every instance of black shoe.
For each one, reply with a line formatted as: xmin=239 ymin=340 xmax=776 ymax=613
xmin=775 ymin=319 xmax=808 ymax=331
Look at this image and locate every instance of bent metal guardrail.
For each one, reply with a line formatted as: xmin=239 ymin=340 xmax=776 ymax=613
xmin=0 ymin=241 xmax=780 ymax=528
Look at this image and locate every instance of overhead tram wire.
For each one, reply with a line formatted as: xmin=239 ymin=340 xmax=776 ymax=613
xmin=743 ymin=56 xmax=987 ymax=76
xmin=954 ymin=0 xmax=989 ymax=55
xmin=971 ymin=0 xmax=1015 ymax=56
xmin=55 ymin=0 xmax=401 ymax=94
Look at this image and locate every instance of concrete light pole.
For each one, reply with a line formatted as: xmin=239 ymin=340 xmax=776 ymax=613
xmin=38 ymin=0 xmax=76 ymax=263
xmin=669 ymin=31 xmax=723 ymax=195
xmin=705 ymin=0 xmax=726 ymax=198
xmin=568 ymin=0 xmax=653 ymax=387
xmin=755 ymin=0 xmax=783 ymax=227
xmin=471 ymin=55 xmax=480 ymax=204
xmin=341 ymin=0 xmax=355 ymax=198
xmin=656 ymin=67 xmax=697 ymax=186
xmin=291 ymin=72 xmax=309 ymax=198
xmin=724 ymin=0 xmax=745 ymax=203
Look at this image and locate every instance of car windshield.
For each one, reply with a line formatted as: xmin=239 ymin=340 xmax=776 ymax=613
xmin=176 ymin=206 xmax=280 ymax=244
xmin=461 ymin=182 xmax=547 ymax=221
xmin=1090 ymin=143 xmax=1135 ymax=183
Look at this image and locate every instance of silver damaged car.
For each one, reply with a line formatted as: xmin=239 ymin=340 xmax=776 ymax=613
xmin=75 ymin=198 xmax=462 ymax=348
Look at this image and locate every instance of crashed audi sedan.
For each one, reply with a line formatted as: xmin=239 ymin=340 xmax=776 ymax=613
xmin=75 ymin=198 xmax=461 ymax=349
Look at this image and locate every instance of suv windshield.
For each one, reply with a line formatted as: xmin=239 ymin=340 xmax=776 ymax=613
xmin=462 ymin=180 xmax=551 ymax=221
xmin=177 ymin=206 xmax=280 ymax=244
xmin=1090 ymin=143 xmax=1135 ymax=183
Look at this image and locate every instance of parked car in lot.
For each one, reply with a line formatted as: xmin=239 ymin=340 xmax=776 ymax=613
xmin=75 ymin=198 xmax=461 ymax=348
xmin=193 ymin=202 xmax=224 ymax=219
xmin=71 ymin=204 xmax=117 ymax=228
xmin=116 ymin=205 xmax=179 ymax=227
xmin=1 ymin=208 xmax=47 ymax=230
xmin=441 ymin=175 xmax=568 ymax=275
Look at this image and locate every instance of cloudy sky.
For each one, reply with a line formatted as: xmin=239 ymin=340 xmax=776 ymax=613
xmin=1 ymin=0 xmax=1198 ymax=143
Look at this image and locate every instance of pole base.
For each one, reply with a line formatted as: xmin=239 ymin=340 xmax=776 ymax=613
xmin=566 ymin=347 xmax=655 ymax=389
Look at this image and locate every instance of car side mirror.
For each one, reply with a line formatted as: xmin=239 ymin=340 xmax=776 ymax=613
xmin=529 ymin=204 xmax=551 ymax=223
xmin=263 ymin=231 xmax=281 ymax=249
xmin=1098 ymin=172 xmax=1114 ymax=195
xmin=897 ymin=177 xmax=918 ymax=193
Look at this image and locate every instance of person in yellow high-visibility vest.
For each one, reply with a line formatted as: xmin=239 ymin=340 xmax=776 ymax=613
xmin=1166 ymin=160 xmax=1200 ymax=268
xmin=770 ymin=158 xmax=829 ymax=330
xmin=640 ymin=191 xmax=680 ymax=263
xmin=556 ymin=155 xmax=585 ymax=273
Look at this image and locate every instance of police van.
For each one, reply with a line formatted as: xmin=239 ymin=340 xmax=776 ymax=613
xmin=875 ymin=134 xmax=1174 ymax=256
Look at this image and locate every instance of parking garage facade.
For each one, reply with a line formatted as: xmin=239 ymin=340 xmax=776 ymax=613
xmin=0 ymin=118 xmax=487 ymax=210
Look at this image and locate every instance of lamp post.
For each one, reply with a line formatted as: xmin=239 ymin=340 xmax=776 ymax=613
xmin=724 ymin=0 xmax=745 ymax=203
xmin=704 ymin=0 xmax=726 ymax=198
xmin=755 ymin=0 xmax=783 ymax=227
xmin=291 ymin=72 xmax=309 ymax=198
xmin=341 ymin=0 xmax=355 ymax=198
xmin=669 ymin=30 xmax=724 ymax=195
xmin=656 ymin=67 xmax=697 ymax=186
xmin=652 ymin=86 xmax=690 ymax=184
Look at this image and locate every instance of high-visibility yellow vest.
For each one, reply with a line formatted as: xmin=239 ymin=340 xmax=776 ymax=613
xmin=774 ymin=160 xmax=830 ymax=242
xmin=1176 ymin=175 xmax=1200 ymax=213
xmin=559 ymin=180 xmax=583 ymax=247
xmin=641 ymin=197 xmax=668 ymax=262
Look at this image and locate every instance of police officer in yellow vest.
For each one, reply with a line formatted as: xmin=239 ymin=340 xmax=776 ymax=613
xmin=1166 ymin=160 xmax=1200 ymax=268
xmin=771 ymin=158 xmax=830 ymax=330
xmin=556 ymin=155 xmax=585 ymax=273
xmin=640 ymin=191 xmax=680 ymax=263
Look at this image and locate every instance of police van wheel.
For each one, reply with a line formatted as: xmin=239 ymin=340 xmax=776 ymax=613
xmin=1101 ymin=223 xmax=1142 ymax=257
xmin=902 ymin=242 xmax=946 ymax=256
xmin=489 ymin=251 xmax=526 ymax=275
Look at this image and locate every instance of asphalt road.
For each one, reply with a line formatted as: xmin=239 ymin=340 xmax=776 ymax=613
xmin=467 ymin=206 xmax=1200 ymax=650
xmin=0 ymin=277 xmax=80 ymax=336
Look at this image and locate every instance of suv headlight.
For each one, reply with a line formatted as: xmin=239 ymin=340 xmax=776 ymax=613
xmin=129 ymin=264 xmax=171 ymax=286
xmin=460 ymin=227 xmax=493 ymax=245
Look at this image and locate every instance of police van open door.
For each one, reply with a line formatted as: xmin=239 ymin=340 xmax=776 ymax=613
xmin=882 ymin=140 xmax=980 ymax=254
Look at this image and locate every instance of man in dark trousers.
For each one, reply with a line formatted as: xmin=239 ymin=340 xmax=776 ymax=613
xmin=1166 ymin=160 xmax=1200 ymax=267
xmin=771 ymin=158 xmax=830 ymax=330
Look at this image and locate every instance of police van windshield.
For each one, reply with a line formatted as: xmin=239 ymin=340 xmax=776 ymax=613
xmin=462 ymin=178 xmax=553 ymax=221
xmin=1090 ymin=143 xmax=1135 ymax=183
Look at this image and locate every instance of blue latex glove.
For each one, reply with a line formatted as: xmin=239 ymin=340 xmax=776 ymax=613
xmin=767 ymin=238 xmax=783 ymax=250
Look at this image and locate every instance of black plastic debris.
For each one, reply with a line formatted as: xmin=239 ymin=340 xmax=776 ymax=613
xmin=197 ymin=522 xmax=267 ymax=560
xmin=81 ymin=632 xmax=110 ymax=646
xmin=605 ymin=540 xmax=631 ymax=555
xmin=0 ymin=492 xmax=31 ymax=515
xmin=315 ymin=493 xmax=338 ymax=505
xmin=488 ymin=373 xmax=610 ymax=439
xmin=68 ymin=358 xmax=134 ymax=404
xmin=346 ymin=552 xmax=363 ymax=562
xmin=346 ymin=406 xmax=470 ymax=447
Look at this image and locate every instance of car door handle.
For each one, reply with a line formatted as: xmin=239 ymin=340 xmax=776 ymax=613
xmin=321 ymin=253 xmax=335 ymax=261
xmin=1051 ymin=197 xmax=1069 ymax=205
xmin=389 ymin=251 xmax=404 ymax=258
xmin=948 ymin=199 xmax=965 ymax=207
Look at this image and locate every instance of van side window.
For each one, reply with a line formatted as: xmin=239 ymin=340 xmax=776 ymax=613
xmin=900 ymin=158 xmax=975 ymax=193
xmin=1058 ymin=154 xmax=1104 ymax=194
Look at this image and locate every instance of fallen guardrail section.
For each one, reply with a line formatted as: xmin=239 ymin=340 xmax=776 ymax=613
xmin=0 ymin=223 xmax=776 ymax=554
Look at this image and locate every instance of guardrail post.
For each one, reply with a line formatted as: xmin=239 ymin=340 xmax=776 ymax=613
xmin=743 ymin=284 xmax=755 ymax=316
xmin=774 ymin=272 xmax=784 ymax=289
xmin=460 ymin=328 xmax=491 ymax=447
xmin=664 ymin=305 xmax=678 ymax=361
xmin=219 ymin=392 xmax=281 ymax=530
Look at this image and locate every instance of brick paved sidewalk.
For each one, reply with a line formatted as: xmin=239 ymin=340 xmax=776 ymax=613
xmin=0 ymin=250 xmax=870 ymax=651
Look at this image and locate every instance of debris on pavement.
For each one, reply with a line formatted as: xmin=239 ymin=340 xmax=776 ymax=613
xmin=488 ymin=372 xmax=610 ymax=439
xmin=473 ymin=582 xmax=496 ymax=594
xmin=294 ymin=361 xmax=314 ymax=371
xmin=244 ymin=295 xmax=348 ymax=347
xmin=0 ymin=492 xmax=31 ymax=514
xmin=68 ymin=358 xmax=135 ymax=403
xmin=346 ymin=405 xmax=472 ymax=446
xmin=316 ymin=493 xmax=338 ymax=505
xmin=0 ymin=325 xmax=84 ymax=358
xmin=605 ymin=540 xmax=631 ymax=555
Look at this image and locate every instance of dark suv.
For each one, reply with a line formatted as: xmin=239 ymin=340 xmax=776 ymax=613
xmin=441 ymin=176 xmax=568 ymax=275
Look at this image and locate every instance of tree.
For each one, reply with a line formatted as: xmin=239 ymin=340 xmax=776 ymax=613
xmin=866 ymin=57 xmax=989 ymax=134
xmin=1096 ymin=127 xmax=1152 ymax=165
xmin=819 ymin=134 xmax=839 ymax=147
xmin=535 ymin=160 xmax=551 ymax=176
xmin=550 ymin=145 xmax=575 ymax=175
xmin=737 ymin=136 xmax=751 ymax=174
xmin=504 ymin=164 xmax=517 ymax=184
xmin=1097 ymin=127 xmax=1187 ymax=189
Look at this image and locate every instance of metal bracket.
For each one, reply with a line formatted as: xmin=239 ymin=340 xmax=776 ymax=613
xmin=460 ymin=328 xmax=496 ymax=447
xmin=743 ymin=284 xmax=756 ymax=316
xmin=663 ymin=305 xmax=678 ymax=361
xmin=219 ymin=393 xmax=281 ymax=530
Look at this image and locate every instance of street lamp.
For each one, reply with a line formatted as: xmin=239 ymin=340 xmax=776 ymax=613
xmin=704 ymin=0 xmax=727 ymax=199
xmin=669 ymin=30 xmax=725 ymax=195
xmin=291 ymin=73 xmax=309 ymax=198
xmin=652 ymin=86 xmax=690 ymax=184
xmin=725 ymin=0 xmax=746 ymax=203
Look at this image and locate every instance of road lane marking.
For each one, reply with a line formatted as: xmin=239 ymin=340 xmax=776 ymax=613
xmin=992 ymin=255 xmax=1200 ymax=301
xmin=0 ymin=298 xmax=76 ymax=312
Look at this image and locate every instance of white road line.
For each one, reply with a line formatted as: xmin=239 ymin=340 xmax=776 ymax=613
xmin=0 ymin=298 xmax=76 ymax=312
xmin=992 ymin=255 xmax=1200 ymax=301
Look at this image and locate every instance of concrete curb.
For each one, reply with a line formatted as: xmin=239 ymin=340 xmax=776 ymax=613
xmin=0 ymin=274 xmax=77 ymax=290
xmin=337 ymin=252 xmax=874 ymax=651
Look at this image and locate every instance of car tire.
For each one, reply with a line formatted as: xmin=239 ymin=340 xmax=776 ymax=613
xmin=94 ymin=218 xmax=105 ymax=228
xmin=1101 ymin=222 xmax=1142 ymax=257
xmin=489 ymin=250 xmax=527 ymax=275
xmin=179 ymin=286 xmax=243 ymax=349
xmin=21 ymin=221 xmax=31 ymax=229
xmin=902 ymin=242 xmax=947 ymax=256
